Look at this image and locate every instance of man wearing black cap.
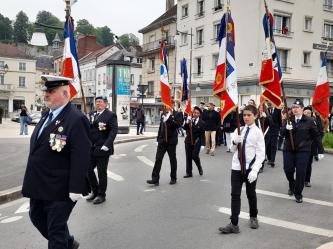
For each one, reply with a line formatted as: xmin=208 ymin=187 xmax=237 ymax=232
xmin=183 ymin=106 xmax=205 ymax=178
xmin=86 ymin=96 xmax=118 ymax=204
xmin=281 ymin=99 xmax=324 ymax=203
xmin=22 ymin=75 xmax=91 ymax=249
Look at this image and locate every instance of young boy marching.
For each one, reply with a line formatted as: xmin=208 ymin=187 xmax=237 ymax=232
xmin=219 ymin=105 xmax=265 ymax=234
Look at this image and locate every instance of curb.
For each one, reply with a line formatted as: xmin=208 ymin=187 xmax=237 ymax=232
xmin=0 ymin=136 xmax=156 ymax=205
xmin=324 ymin=148 xmax=333 ymax=155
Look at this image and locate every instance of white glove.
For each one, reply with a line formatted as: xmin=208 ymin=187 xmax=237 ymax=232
xmin=261 ymin=112 xmax=267 ymax=118
xmin=286 ymin=124 xmax=293 ymax=130
xmin=233 ymin=135 xmax=243 ymax=144
xmin=248 ymin=169 xmax=258 ymax=183
xmin=155 ymin=141 xmax=158 ymax=146
xmin=200 ymin=146 xmax=205 ymax=151
xmin=69 ymin=193 xmax=82 ymax=202
xmin=318 ymin=154 xmax=324 ymax=160
xmin=101 ymin=145 xmax=109 ymax=151
xmin=163 ymin=112 xmax=171 ymax=122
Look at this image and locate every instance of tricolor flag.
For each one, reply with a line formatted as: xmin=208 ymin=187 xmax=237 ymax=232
xmin=61 ymin=16 xmax=81 ymax=99
xmin=213 ymin=11 xmax=238 ymax=123
xmin=259 ymin=13 xmax=282 ymax=107
xmin=312 ymin=56 xmax=330 ymax=118
xmin=160 ymin=41 xmax=173 ymax=110
xmin=180 ymin=58 xmax=192 ymax=115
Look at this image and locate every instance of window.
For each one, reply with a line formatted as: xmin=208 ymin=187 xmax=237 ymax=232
xmin=303 ymin=52 xmax=311 ymax=66
xmin=327 ymin=59 xmax=333 ymax=77
xmin=181 ymin=32 xmax=188 ymax=45
xmin=304 ymin=17 xmax=312 ymax=32
xmin=148 ymin=58 xmax=155 ymax=72
xmin=214 ymin=0 xmax=223 ymax=11
xmin=213 ymin=22 xmax=221 ymax=40
xmin=147 ymin=81 xmax=154 ymax=96
xmin=19 ymin=62 xmax=26 ymax=71
xmin=324 ymin=0 xmax=333 ymax=10
xmin=130 ymin=74 xmax=134 ymax=85
xmin=103 ymin=73 xmax=106 ymax=84
xmin=197 ymin=0 xmax=204 ymax=17
xmin=19 ymin=76 xmax=25 ymax=87
xmin=277 ymin=49 xmax=290 ymax=73
xmin=0 ymin=61 xmax=4 ymax=69
xmin=137 ymin=58 xmax=143 ymax=64
xmin=98 ymin=74 xmax=101 ymax=85
xmin=324 ymin=22 xmax=333 ymax=40
xmin=212 ymin=54 xmax=219 ymax=69
xmin=0 ymin=75 xmax=4 ymax=85
xmin=98 ymin=90 xmax=101 ymax=95
xmin=274 ymin=14 xmax=291 ymax=35
xmin=182 ymin=4 xmax=189 ymax=18
xmin=149 ymin=34 xmax=155 ymax=42
xmin=196 ymin=28 xmax=204 ymax=46
xmin=195 ymin=57 xmax=202 ymax=76
xmin=139 ymin=75 xmax=142 ymax=84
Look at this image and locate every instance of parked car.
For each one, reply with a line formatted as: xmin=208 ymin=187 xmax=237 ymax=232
xmin=11 ymin=112 xmax=42 ymax=125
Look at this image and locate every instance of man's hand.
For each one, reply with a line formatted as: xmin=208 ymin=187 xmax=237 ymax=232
xmin=233 ymin=135 xmax=242 ymax=144
xmin=163 ymin=112 xmax=171 ymax=122
xmin=248 ymin=169 xmax=258 ymax=183
xmin=186 ymin=115 xmax=192 ymax=124
xmin=261 ymin=112 xmax=267 ymax=118
xmin=286 ymin=124 xmax=293 ymax=130
xmin=101 ymin=145 xmax=109 ymax=151
xmin=318 ymin=154 xmax=324 ymax=160
xmin=69 ymin=193 xmax=81 ymax=202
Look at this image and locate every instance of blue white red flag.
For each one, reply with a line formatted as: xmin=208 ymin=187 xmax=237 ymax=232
xmin=160 ymin=41 xmax=172 ymax=110
xmin=180 ymin=58 xmax=191 ymax=115
xmin=213 ymin=11 xmax=238 ymax=122
xmin=62 ymin=16 xmax=81 ymax=99
xmin=312 ymin=56 xmax=330 ymax=118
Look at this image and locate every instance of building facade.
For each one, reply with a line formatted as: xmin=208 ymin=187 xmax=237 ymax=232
xmin=176 ymin=0 xmax=333 ymax=107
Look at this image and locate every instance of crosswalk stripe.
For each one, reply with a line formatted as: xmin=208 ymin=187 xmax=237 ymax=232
xmin=254 ymin=189 xmax=333 ymax=207
xmin=137 ymin=156 xmax=154 ymax=167
xmin=135 ymin=144 xmax=148 ymax=152
xmin=107 ymin=170 xmax=124 ymax=182
xmin=218 ymin=207 xmax=333 ymax=238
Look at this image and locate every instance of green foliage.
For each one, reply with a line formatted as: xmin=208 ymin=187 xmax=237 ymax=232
xmin=0 ymin=13 xmax=13 ymax=42
xmin=76 ymin=19 xmax=95 ymax=35
xmin=36 ymin=11 xmax=63 ymax=45
xmin=13 ymin=11 xmax=30 ymax=43
xmin=95 ymin=26 xmax=114 ymax=46
xmin=323 ymin=133 xmax=333 ymax=149
xmin=117 ymin=33 xmax=139 ymax=49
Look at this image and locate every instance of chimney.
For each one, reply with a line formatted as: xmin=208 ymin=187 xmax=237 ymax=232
xmin=166 ymin=0 xmax=174 ymax=11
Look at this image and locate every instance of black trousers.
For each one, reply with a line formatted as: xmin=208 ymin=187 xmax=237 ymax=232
xmin=29 ymin=199 xmax=76 ymax=249
xmin=136 ymin=121 xmax=144 ymax=134
xmin=152 ymin=143 xmax=177 ymax=181
xmin=185 ymin=141 xmax=202 ymax=175
xmin=265 ymin=131 xmax=279 ymax=163
xmin=88 ymin=156 xmax=110 ymax=197
xmin=283 ymin=151 xmax=310 ymax=199
xmin=305 ymin=155 xmax=313 ymax=183
xmin=230 ymin=170 xmax=258 ymax=226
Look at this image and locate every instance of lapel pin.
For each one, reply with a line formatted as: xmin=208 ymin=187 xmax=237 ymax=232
xmin=58 ymin=126 xmax=64 ymax=132
xmin=55 ymin=120 xmax=60 ymax=125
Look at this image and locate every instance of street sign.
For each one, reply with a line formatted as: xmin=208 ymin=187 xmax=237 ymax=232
xmin=313 ymin=43 xmax=333 ymax=51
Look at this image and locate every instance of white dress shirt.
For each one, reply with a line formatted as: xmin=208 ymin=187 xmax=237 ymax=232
xmin=230 ymin=123 xmax=265 ymax=172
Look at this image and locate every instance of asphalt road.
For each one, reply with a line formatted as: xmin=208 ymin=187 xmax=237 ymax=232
xmin=0 ymin=139 xmax=332 ymax=249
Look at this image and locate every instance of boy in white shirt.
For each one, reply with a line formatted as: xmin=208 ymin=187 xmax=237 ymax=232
xmin=219 ymin=105 xmax=265 ymax=234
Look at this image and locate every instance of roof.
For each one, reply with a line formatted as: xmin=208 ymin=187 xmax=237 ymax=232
xmin=0 ymin=43 xmax=34 ymax=60
xmin=36 ymin=55 xmax=54 ymax=70
xmin=138 ymin=5 xmax=177 ymax=34
xmin=79 ymin=44 xmax=116 ymax=63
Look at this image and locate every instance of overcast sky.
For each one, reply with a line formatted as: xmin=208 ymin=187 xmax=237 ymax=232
xmin=2 ymin=0 xmax=172 ymax=43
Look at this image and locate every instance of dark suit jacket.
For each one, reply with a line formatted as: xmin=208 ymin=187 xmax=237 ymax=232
xmin=22 ymin=102 xmax=91 ymax=201
xmin=183 ymin=118 xmax=205 ymax=145
xmin=89 ymin=109 xmax=118 ymax=157
xmin=202 ymin=110 xmax=221 ymax=131
xmin=157 ymin=111 xmax=183 ymax=145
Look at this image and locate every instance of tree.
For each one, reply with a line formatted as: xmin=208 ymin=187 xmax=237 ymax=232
xmin=117 ymin=33 xmax=140 ymax=49
xmin=13 ymin=11 xmax=30 ymax=43
xmin=95 ymin=26 xmax=114 ymax=46
xmin=76 ymin=19 xmax=95 ymax=35
xmin=36 ymin=11 xmax=63 ymax=45
xmin=0 ymin=13 xmax=13 ymax=42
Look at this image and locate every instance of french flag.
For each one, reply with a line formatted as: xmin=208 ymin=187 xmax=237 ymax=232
xmin=213 ymin=11 xmax=238 ymax=123
xmin=312 ymin=56 xmax=330 ymax=118
xmin=160 ymin=42 xmax=172 ymax=111
xmin=259 ymin=13 xmax=282 ymax=107
xmin=180 ymin=58 xmax=192 ymax=115
xmin=61 ymin=16 xmax=81 ymax=99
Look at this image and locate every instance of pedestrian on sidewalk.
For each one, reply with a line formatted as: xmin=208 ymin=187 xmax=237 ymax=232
xmin=135 ymin=105 xmax=145 ymax=135
xmin=281 ymin=99 xmax=324 ymax=203
xmin=183 ymin=106 xmax=205 ymax=178
xmin=19 ymin=105 xmax=29 ymax=135
xmin=147 ymin=105 xmax=183 ymax=186
xmin=219 ymin=105 xmax=265 ymax=234
xmin=86 ymin=96 xmax=118 ymax=204
xmin=22 ymin=75 xmax=91 ymax=249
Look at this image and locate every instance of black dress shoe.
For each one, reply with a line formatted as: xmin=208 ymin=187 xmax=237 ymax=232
xmin=146 ymin=180 xmax=159 ymax=186
xmin=288 ymin=189 xmax=294 ymax=196
xmin=270 ymin=162 xmax=275 ymax=168
xmin=295 ymin=197 xmax=303 ymax=203
xmin=199 ymin=170 xmax=203 ymax=176
xmin=183 ymin=174 xmax=193 ymax=178
xmin=93 ymin=196 xmax=106 ymax=205
xmin=169 ymin=179 xmax=177 ymax=185
xmin=86 ymin=193 xmax=97 ymax=202
xmin=72 ymin=240 xmax=80 ymax=249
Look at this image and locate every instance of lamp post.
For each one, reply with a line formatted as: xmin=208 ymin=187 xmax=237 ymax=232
xmin=0 ymin=64 xmax=9 ymax=76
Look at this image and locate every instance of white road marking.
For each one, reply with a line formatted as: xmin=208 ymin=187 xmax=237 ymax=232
xmin=111 ymin=154 xmax=127 ymax=159
xmin=137 ymin=156 xmax=154 ymax=167
xmin=0 ymin=216 xmax=23 ymax=224
xmin=199 ymin=179 xmax=210 ymax=182
xmin=254 ymin=189 xmax=333 ymax=207
xmin=218 ymin=207 xmax=333 ymax=238
xmin=135 ymin=144 xmax=148 ymax=152
xmin=107 ymin=170 xmax=124 ymax=182
xmin=15 ymin=201 xmax=30 ymax=214
xmin=144 ymin=189 xmax=156 ymax=192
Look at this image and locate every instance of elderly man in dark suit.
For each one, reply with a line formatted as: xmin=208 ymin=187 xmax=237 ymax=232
xmin=22 ymin=75 xmax=91 ymax=249
xmin=86 ymin=96 xmax=118 ymax=204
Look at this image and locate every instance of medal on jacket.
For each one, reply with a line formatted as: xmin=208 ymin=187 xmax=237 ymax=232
xmin=49 ymin=133 xmax=67 ymax=152
xmin=98 ymin=122 xmax=107 ymax=131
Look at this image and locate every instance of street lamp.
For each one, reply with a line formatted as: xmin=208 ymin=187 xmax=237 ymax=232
xmin=0 ymin=64 xmax=9 ymax=76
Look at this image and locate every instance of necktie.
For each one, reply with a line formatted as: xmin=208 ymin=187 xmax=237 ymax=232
xmin=95 ymin=112 xmax=100 ymax=119
xmin=45 ymin=112 xmax=53 ymax=127
xmin=296 ymin=119 xmax=299 ymax=124
xmin=241 ymin=127 xmax=250 ymax=175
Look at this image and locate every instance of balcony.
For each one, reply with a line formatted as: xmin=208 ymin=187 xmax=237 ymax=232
xmin=0 ymin=84 xmax=15 ymax=92
xmin=195 ymin=11 xmax=205 ymax=19
xmin=142 ymin=36 xmax=175 ymax=55
xmin=323 ymin=4 xmax=333 ymax=11
xmin=273 ymin=28 xmax=294 ymax=38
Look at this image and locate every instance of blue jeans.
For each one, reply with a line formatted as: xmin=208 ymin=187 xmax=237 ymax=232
xmin=20 ymin=116 xmax=28 ymax=135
